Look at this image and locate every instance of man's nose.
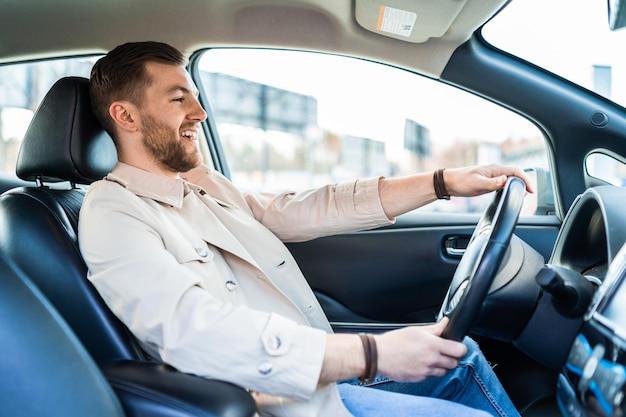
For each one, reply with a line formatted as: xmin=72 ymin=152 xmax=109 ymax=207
xmin=190 ymin=97 xmax=207 ymax=121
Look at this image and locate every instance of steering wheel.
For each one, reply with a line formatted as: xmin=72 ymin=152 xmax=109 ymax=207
xmin=437 ymin=176 xmax=526 ymax=341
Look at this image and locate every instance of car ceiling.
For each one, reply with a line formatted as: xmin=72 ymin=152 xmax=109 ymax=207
xmin=1 ymin=0 xmax=506 ymax=76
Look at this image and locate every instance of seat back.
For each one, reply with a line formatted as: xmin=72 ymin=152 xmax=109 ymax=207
xmin=0 ymin=76 xmax=146 ymax=363
xmin=0 ymin=252 xmax=125 ymax=417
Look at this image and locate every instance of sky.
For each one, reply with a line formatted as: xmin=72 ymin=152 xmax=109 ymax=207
xmin=482 ymin=0 xmax=626 ymax=104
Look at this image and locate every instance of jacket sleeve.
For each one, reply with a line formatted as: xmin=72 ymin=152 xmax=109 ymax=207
xmin=79 ymin=181 xmax=327 ymax=401
xmin=184 ymin=164 xmax=394 ymax=242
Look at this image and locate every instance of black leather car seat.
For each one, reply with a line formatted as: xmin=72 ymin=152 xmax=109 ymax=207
xmin=0 ymin=247 xmax=256 ymax=417
xmin=0 ymin=76 xmax=139 ymax=364
xmin=0 ymin=76 xmax=256 ymax=417
xmin=0 ymin=252 xmax=126 ymax=417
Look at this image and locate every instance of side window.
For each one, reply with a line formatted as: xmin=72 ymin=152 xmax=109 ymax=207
xmin=586 ymin=152 xmax=626 ymax=186
xmin=0 ymin=57 xmax=96 ymax=177
xmin=196 ymin=49 xmax=551 ymax=215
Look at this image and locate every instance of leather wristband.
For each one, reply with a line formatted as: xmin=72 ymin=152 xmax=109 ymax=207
xmin=358 ymin=333 xmax=378 ymax=383
xmin=433 ymin=168 xmax=450 ymax=200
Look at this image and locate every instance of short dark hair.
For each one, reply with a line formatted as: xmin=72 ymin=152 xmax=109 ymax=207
xmin=90 ymin=41 xmax=187 ymax=138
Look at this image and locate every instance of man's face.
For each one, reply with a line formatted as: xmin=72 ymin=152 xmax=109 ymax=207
xmin=136 ymin=62 xmax=207 ymax=174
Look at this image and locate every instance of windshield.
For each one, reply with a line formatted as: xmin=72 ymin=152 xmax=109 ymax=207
xmin=483 ymin=0 xmax=626 ymax=109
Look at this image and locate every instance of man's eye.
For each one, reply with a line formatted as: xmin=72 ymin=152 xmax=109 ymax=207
xmin=173 ymin=97 xmax=185 ymax=103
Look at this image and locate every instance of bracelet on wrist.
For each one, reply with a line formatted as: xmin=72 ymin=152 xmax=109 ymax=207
xmin=433 ymin=168 xmax=450 ymax=200
xmin=358 ymin=333 xmax=378 ymax=384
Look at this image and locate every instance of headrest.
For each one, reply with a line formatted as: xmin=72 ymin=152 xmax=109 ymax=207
xmin=16 ymin=76 xmax=117 ymax=185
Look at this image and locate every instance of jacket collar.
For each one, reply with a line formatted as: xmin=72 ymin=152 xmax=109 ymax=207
xmin=106 ymin=162 xmax=264 ymax=272
xmin=105 ymin=162 xmax=188 ymax=209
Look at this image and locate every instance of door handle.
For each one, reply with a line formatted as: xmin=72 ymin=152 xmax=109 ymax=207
xmin=444 ymin=236 xmax=470 ymax=258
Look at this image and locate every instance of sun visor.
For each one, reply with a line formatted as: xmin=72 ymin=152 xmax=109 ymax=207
xmin=355 ymin=0 xmax=469 ymax=43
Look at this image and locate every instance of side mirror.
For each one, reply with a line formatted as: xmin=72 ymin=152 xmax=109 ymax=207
xmin=523 ymin=167 xmax=555 ymax=216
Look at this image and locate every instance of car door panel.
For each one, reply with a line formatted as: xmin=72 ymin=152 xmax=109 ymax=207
xmin=286 ymin=212 xmax=560 ymax=332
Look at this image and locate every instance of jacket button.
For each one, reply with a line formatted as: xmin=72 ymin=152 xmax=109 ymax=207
xmin=225 ymin=280 xmax=237 ymax=291
xmin=195 ymin=247 xmax=208 ymax=257
xmin=258 ymin=362 xmax=273 ymax=375
xmin=270 ymin=336 xmax=282 ymax=350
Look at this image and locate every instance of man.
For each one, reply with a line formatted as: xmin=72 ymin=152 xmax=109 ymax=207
xmin=81 ymin=41 xmax=531 ymax=417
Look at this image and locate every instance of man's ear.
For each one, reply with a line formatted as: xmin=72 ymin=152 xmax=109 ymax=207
xmin=109 ymin=101 xmax=138 ymax=133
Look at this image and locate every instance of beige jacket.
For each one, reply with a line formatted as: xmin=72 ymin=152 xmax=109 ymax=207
xmin=78 ymin=162 xmax=393 ymax=417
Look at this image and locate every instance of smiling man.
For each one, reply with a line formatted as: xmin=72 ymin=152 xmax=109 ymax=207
xmin=80 ymin=41 xmax=527 ymax=417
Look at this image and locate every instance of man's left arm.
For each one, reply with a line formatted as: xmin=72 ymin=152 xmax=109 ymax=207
xmin=184 ymin=164 xmax=393 ymax=242
xmin=184 ymin=163 xmax=532 ymax=243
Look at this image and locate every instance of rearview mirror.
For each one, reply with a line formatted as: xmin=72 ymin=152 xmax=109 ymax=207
xmin=608 ymin=0 xmax=626 ymax=30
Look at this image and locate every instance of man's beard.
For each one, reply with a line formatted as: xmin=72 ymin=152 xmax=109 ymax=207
xmin=141 ymin=114 xmax=202 ymax=173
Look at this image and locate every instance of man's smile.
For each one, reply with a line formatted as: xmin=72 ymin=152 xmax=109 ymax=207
xmin=181 ymin=129 xmax=198 ymax=141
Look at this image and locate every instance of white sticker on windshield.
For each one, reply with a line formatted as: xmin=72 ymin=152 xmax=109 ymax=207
xmin=377 ymin=6 xmax=416 ymax=37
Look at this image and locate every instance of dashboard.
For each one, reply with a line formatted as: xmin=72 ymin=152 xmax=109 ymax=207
xmin=550 ymin=186 xmax=626 ymax=282
xmin=549 ymin=186 xmax=626 ymax=416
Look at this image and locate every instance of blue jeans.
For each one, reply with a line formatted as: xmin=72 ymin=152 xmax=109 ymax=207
xmin=338 ymin=337 xmax=520 ymax=417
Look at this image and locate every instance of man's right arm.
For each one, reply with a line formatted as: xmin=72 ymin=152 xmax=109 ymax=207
xmin=319 ymin=318 xmax=467 ymax=385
